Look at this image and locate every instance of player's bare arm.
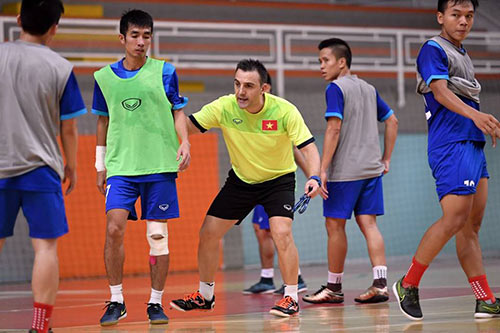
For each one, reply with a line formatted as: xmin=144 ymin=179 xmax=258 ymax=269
xmin=96 ymin=115 xmax=108 ymax=195
xmin=382 ymin=114 xmax=398 ymax=174
xmin=60 ymin=118 xmax=78 ymax=195
xmin=293 ymin=146 xmax=307 ymax=176
xmin=298 ymin=142 xmax=321 ymax=198
xmin=173 ymin=109 xmax=191 ymax=171
xmin=319 ymin=117 xmax=342 ymax=199
xmin=429 ymin=79 xmax=500 ymax=147
xmin=186 ymin=116 xmax=203 ymax=135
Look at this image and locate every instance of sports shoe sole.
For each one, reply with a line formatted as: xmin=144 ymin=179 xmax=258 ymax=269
xmin=302 ymin=297 xmax=343 ymax=304
xmin=149 ymin=317 xmax=169 ymax=325
xmin=474 ymin=312 xmax=500 ymax=319
xmin=169 ymin=301 xmax=215 ymax=312
xmin=354 ymin=294 xmax=389 ymax=304
xmin=269 ymin=309 xmax=298 ymax=318
xmin=100 ymin=312 xmax=127 ymax=326
xmin=242 ymin=288 xmax=275 ymax=295
xmin=392 ymin=281 xmax=423 ymax=321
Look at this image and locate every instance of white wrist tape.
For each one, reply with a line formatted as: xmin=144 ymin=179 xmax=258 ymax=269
xmin=95 ymin=146 xmax=106 ymax=172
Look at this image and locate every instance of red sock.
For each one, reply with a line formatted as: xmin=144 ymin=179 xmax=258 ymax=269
xmin=31 ymin=302 xmax=53 ymax=333
xmin=402 ymin=257 xmax=429 ymax=287
xmin=469 ymin=275 xmax=495 ymax=303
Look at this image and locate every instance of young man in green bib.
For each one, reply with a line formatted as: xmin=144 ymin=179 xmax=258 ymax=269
xmin=170 ymin=59 xmax=321 ymax=317
xmin=91 ymin=9 xmax=190 ymax=326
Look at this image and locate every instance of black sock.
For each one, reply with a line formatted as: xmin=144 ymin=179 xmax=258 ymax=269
xmin=327 ymin=283 xmax=342 ymax=292
xmin=260 ymin=277 xmax=274 ymax=285
xmin=372 ymin=278 xmax=387 ymax=289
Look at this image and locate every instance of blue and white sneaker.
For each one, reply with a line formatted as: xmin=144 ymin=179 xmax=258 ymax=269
xmin=100 ymin=301 xmax=127 ymax=326
xmin=243 ymin=278 xmax=275 ymax=294
xmin=147 ymin=303 xmax=169 ymax=324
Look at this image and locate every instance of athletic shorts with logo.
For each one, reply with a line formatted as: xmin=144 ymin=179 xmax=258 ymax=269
xmin=105 ymin=176 xmax=179 ymax=220
xmin=252 ymin=204 xmax=270 ymax=230
xmin=429 ymin=140 xmax=488 ymax=201
xmin=208 ymin=169 xmax=295 ymax=224
xmin=323 ymin=175 xmax=384 ymax=219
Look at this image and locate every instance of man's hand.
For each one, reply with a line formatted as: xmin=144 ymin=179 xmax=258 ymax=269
xmin=472 ymin=111 xmax=500 ymax=147
xmin=177 ymin=141 xmax=191 ymax=171
xmin=63 ymin=165 xmax=76 ymax=195
xmin=97 ymin=170 xmax=107 ymax=195
xmin=382 ymin=159 xmax=391 ymax=174
xmin=305 ymin=178 xmax=320 ymax=198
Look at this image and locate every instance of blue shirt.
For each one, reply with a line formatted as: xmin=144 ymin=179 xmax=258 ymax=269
xmin=417 ymin=39 xmax=484 ymax=151
xmin=91 ymin=58 xmax=186 ymax=182
xmin=325 ymin=82 xmax=393 ymax=122
xmin=0 ymin=71 xmax=87 ymax=191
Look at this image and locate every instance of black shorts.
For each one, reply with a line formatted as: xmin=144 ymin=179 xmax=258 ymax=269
xmin=207 ymin=169 xmax=295 ymax=224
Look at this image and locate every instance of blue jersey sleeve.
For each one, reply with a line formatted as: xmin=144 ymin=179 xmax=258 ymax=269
xmin=417 ymin=41 xmax=449 ymax=86
xmin=163 ymin=63 xmax=188 ymax=110
xmin=91 ymin=81 xmax=109 ymax=116
xmin=376 ymin=91 xmax=394 ymax=122
xmin=60 ymin=72 xmax=87 ymax=120
xmin=325 ymin=82 xmax=344 ymax=120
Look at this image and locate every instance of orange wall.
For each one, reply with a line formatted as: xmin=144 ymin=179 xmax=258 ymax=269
xmin=58 ymin=134 xmax=219 ymax=279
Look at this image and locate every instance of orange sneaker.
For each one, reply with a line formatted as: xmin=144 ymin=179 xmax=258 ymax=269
xmin=269 ymin=296 xmax=299 ymax=317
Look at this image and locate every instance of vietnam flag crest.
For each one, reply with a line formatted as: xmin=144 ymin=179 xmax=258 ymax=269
xmin=262 ymin=119 xmax=278 ymax=131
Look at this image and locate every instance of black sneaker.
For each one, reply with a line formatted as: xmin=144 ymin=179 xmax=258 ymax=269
xmin=243 ymin=278 xmax=275 ymax=294
xmin=99 ymin=301 xmax=127 ymax=326
xmin=475 ymin=298 xmax=500 ymax=319
xmin=269 ymin=296 xmax=299 ymax=317
xmin=392 ymin=277 xmax=423 ymax=321
xmin=170 ymin=291 xmax=215 ymax=312
xmin=147 ymin=303 xmax=169 ymax=324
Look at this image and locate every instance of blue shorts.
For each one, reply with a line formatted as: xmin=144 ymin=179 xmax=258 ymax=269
xmin=252 ymin=204 xmax=270 ymax=230
xmin=323 ymin=175 xmax=384 ymax=219
xmin=106 ymin=176 xmax=179 ymax=221
xmin=0 ymin=189 xmax=68 ymax=239
xmin=429 ymin=141 xmax=489 ymax=201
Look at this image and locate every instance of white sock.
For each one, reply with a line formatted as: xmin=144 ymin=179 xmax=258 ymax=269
xmin=298 ymin=268 xmax=302 ymax=276
xmin=199 ymin=281 xmax=214 ymax=301
xmin=328 ymin=271 xmax=343 ymax=284
xmin=284 ymin=284 xmax=298 ymax=302
xmin=110 ymin=284 xmax=124 ymax=304
xmin=261 ymin=268 xmax=274 ymax=278
xmin=148 ymin=288 xmax=163 ymax=305
xmin=373 ymin=266 xmax=387 ymax=280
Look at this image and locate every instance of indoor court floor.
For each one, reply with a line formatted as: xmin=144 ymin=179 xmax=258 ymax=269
xmin=1 ymin=257 xmax=499 ymax=332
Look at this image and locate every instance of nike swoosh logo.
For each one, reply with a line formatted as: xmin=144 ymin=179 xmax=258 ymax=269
xmin=482 ymin=305 xmax=500 ymax=312
xmin=120 ymin=309 xmax=126 ymax=316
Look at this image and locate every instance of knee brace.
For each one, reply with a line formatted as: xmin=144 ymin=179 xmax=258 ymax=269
xmin=146 ymin=221 xmax=169 ymax=257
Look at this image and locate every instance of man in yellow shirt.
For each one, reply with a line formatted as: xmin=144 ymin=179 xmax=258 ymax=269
xmin=170 ymin=59 xmax=321 ymax=317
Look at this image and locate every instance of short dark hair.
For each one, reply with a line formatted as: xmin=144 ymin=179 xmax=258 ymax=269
xmin=235 ymin=59 xmax=270 ymax=85
xmin=438 ymin=0 xmax=479 ymax=13
xmin=20 ymin=0 xmax=64 ymax=36
xmin=120 ymin=9 xmax=154 ymax=36
xmin=318 ymin=38 xmax=352 ymax=69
